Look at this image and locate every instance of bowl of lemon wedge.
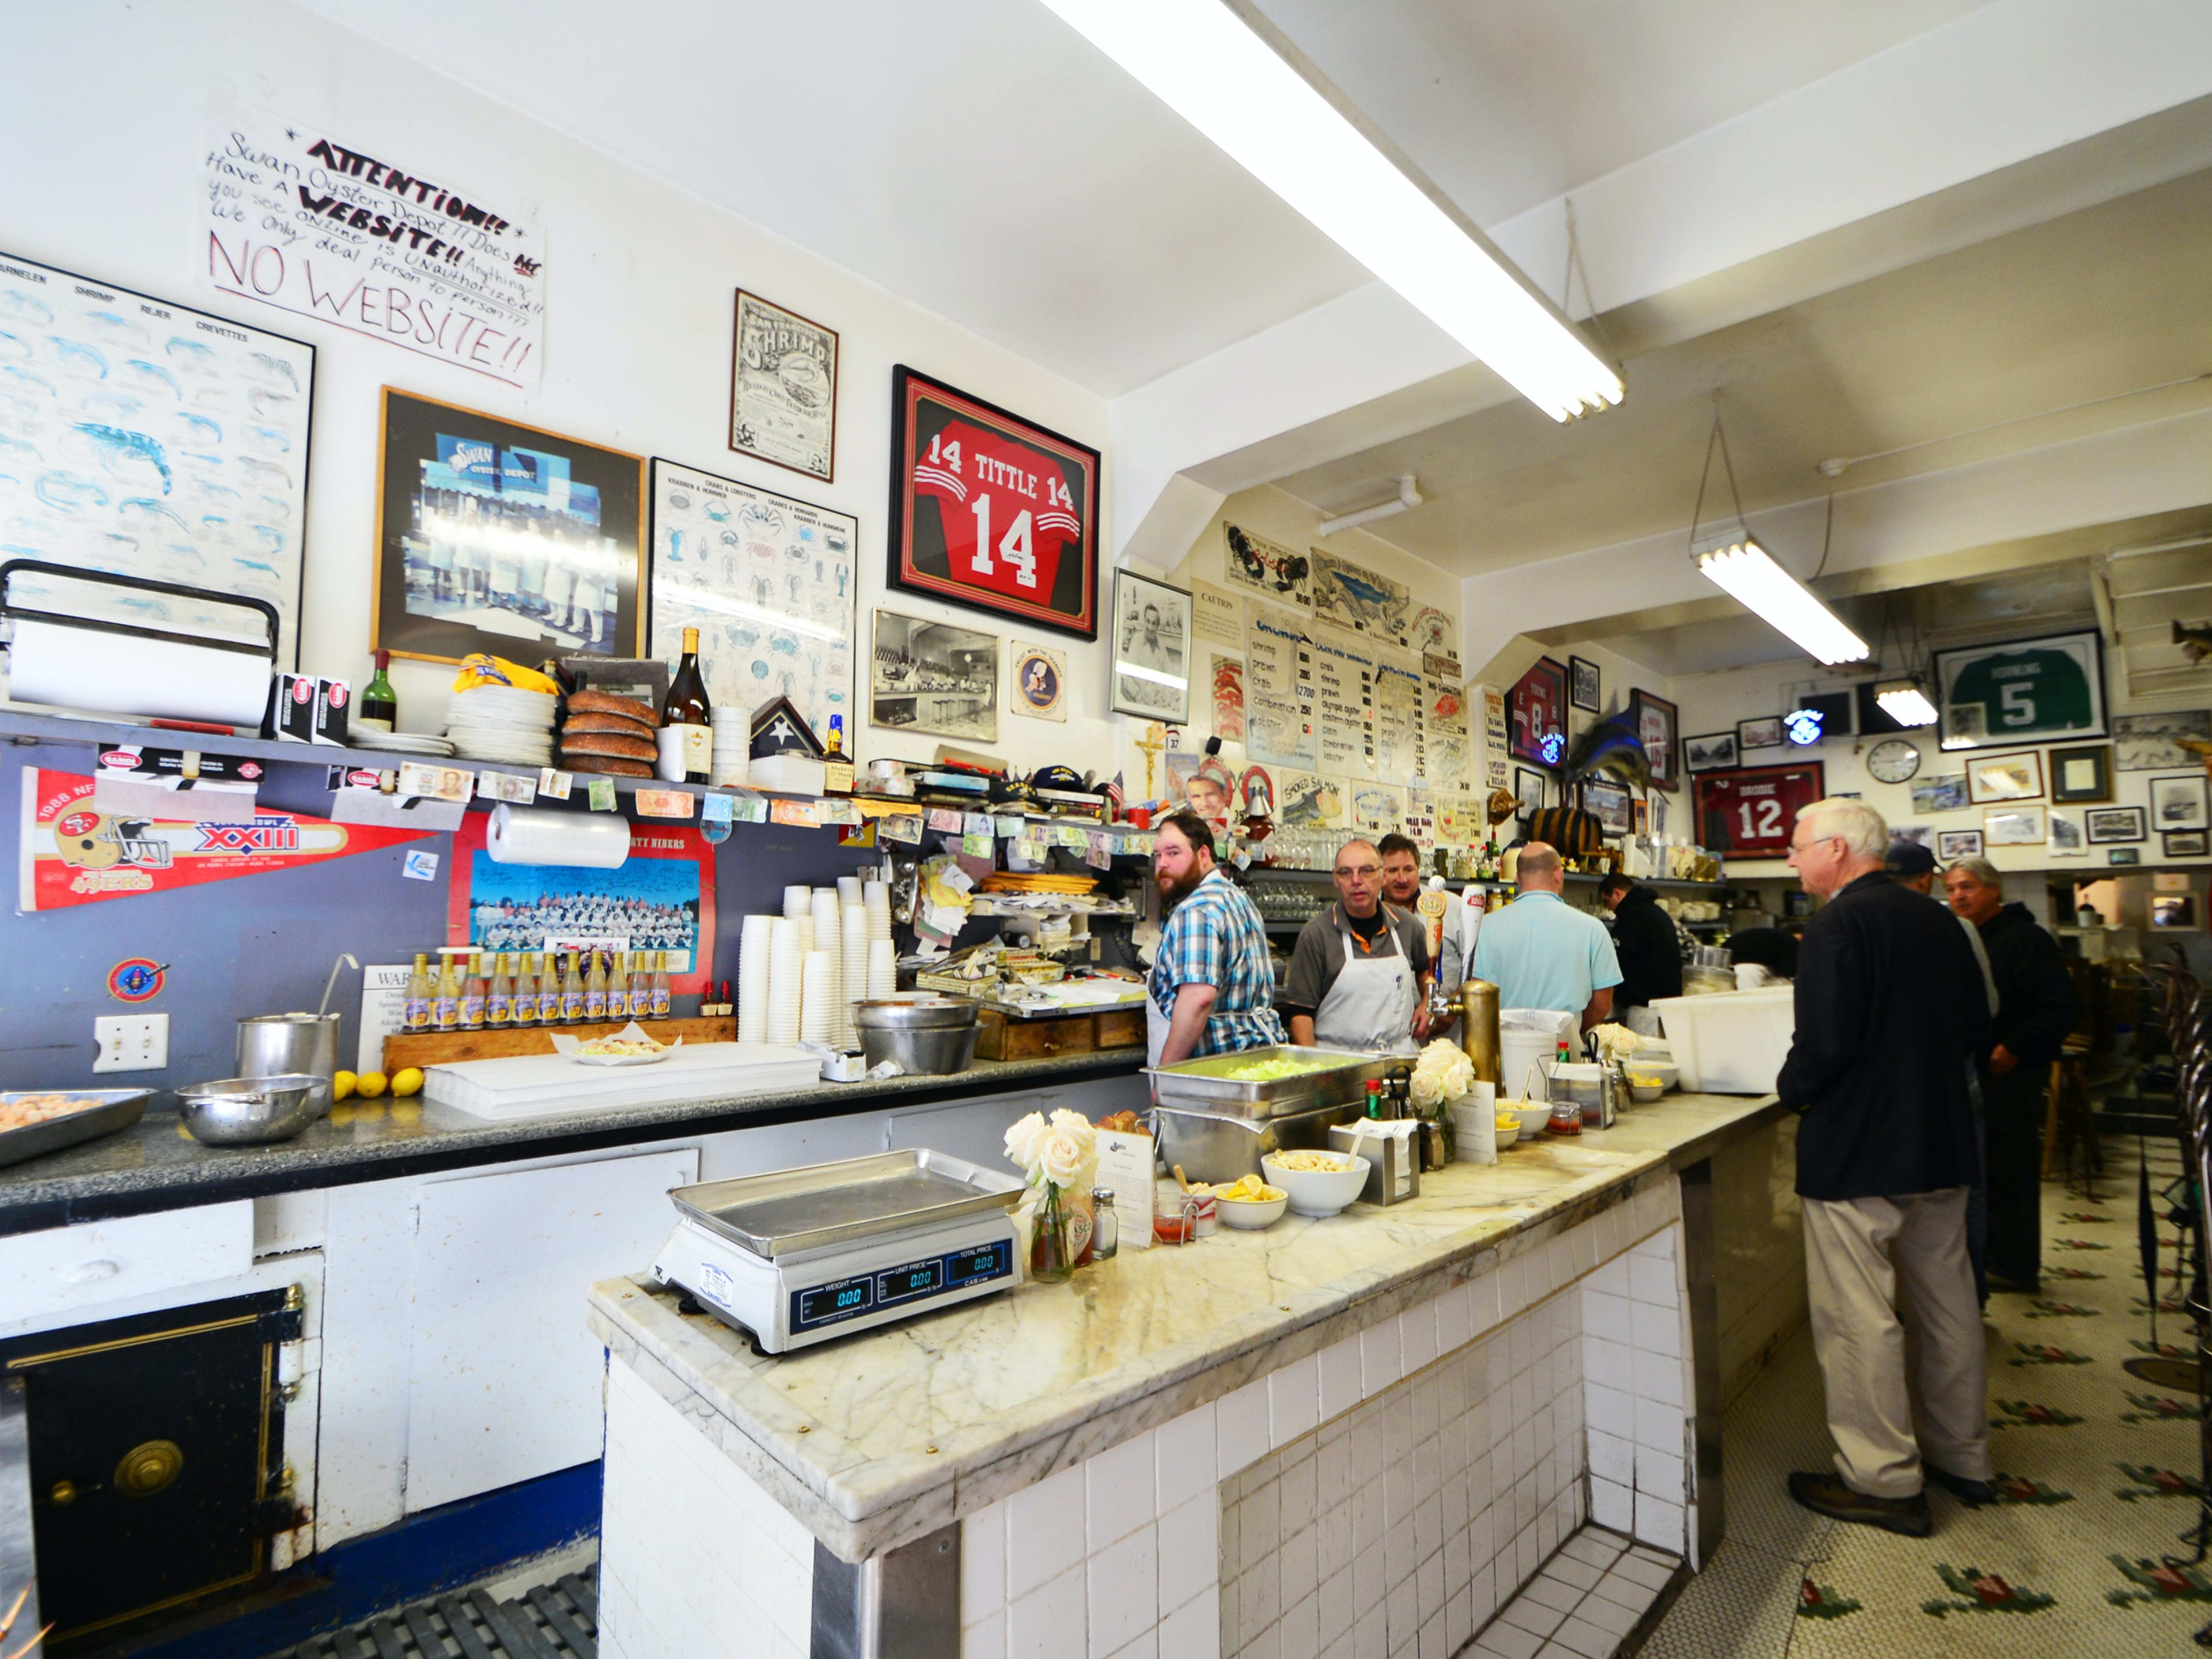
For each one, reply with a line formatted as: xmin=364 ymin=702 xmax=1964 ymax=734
xmin=1205 ymin=1172 xmax=1290 ymax=1230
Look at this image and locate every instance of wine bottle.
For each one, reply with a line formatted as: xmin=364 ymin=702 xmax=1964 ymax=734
xmin=823 ymin=714 xmax=853 ymax=795
xmin=662 ymin=626 xmax=713 ymax=784
xmin=359 ymin=649 xmax=399 ymax=733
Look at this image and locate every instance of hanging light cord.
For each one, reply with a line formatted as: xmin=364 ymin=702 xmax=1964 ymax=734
xmin=1685 ymin=409 xmax=1753 ymax=563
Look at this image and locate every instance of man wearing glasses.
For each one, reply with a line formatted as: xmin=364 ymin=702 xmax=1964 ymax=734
xmin=1779 ymin=799 xmax=1995 ymax=1536
xmin=1279 ymin=837 xmax=1434 ymax=1054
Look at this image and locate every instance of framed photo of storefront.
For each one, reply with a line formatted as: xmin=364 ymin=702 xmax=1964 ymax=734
xmin=373 ymin=388 xmax=645 ymax=665
xmin=2084 ymin=806 xmax=2146 ymax=844
xmin=1937 ymin=828 xmax=1983 ymax=861
xmin=1931 ymin=628 xmax=2105 ymax=751
xmin=729 ymin=289 xmax=838 ymax=483
xmin=887 ymin=365 xmax=1100 ymax=639
xmin=870 ymin=608 xmax=998 ymax=743
xmin=1693 ymin=762 xmax=1824 ymax=857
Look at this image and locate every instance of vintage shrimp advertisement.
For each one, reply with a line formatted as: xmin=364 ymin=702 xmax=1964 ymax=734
xmin=204 ymin=99 xmax=546 ymax=390
xmin=647 ymin=458 xmax=856 ymax=745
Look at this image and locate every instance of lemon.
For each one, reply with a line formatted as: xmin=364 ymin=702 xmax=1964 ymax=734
xmin=390 ymin=1067 xmax=423 ymax=1098
xmin=331 ymin=1070 xmax=357 ymax=1102
xmin=354 ymin=1071 xmax=388 ymax=1099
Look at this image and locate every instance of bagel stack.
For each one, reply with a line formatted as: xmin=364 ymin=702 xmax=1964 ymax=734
xmin=560 ymin=689 xmax=660 ymax=779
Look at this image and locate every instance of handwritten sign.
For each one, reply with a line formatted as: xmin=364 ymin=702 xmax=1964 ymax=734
xmin=204 ymin=99 xmax=547 ymax=390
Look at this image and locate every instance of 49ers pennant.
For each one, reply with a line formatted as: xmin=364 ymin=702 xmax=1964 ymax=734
xmin=20 ymin=768 xmax=437 ymax=912
xmin=887 ymin=365 xmax=1100 ymax=640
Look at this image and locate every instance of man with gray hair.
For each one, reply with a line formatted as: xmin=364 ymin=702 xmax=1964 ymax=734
xmin=1779 ymin=798 xmax=1995 ymax=1536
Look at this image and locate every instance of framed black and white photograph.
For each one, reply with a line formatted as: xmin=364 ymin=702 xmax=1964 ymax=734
xmin=1513 ymin=767 xmax=1548 ymax=816
xmin=1684 ymin=731 xmax=1738 ymax=774
xmin=1965 ymin=750 xmax=2044 ymax=804
xmin=2047 ymin=810 xmax=2086 ymax=857
xmin=729 ymin=289 xmax=838 ymax=482
xmin=2152 ymin=772 xmax=2212 ymax=834
xmin=1109 ymin=569 xmax=1192 ymax=724
xmin=1936 ymin=828 xmax=1983 ymax=861
xmin=2047 ymin=744 xmax=2112 ymax=803
xmin=2108 ymin=847 xmax=2140 ymax=866
xmin=1580 ymin=777 xmax=1632 ymax=835
xmin=374 ymin=388 xmax=645 ymax=665
xmin=1737 ymin=716 xmax=1784 ymax=754
xmin=1568 ymin=655 xmax=1601 ymax=713
xmin=1983 ymin=805 xmax=2044 ymax=846
xmin=869 ymin=608 xmax=998 ymax=743
xmin=1892 ymin=823 xmax=1934 ymax=851
xmin=2115 ymin=709 xmax=2211 ymax=771
xmin=648 ymin=457 xmax=854 ymax=747
xmin=1633 ymin=688 xmax=1681 ymax=791
xmin=2084 ymin=806 xmax=2146 ymax=844
xmin=2165 ymin=831 xmax=2210 ymax=858
xmin=1931 ymin=628 xmax=2105 ymax=751
xmin=1910 ymin=772 xmax=1969 ymax=813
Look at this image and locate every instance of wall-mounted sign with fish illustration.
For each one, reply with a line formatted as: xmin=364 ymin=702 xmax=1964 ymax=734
xmin=0 ymin=249 xmax=315 ymax=666
xmin=648 ymin=457 xmax=854 ymax=747
xmin=1309 ymin=551 xmax=1412 ymax=648
xmin=372 ymin=389 xmax=644 ymax=665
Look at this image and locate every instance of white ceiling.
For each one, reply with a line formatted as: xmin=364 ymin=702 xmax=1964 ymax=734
xmin=296 ymin=0 xmax=1990 ymax=395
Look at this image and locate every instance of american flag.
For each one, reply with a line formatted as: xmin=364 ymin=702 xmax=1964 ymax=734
xmin=1103 ymin=771 xmax=1124 ymax=816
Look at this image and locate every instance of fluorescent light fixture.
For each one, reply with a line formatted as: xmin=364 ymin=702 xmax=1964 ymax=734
xmin=1696 ymin=538 xmax=1869 ymax=665
xmin=1874 ymin=679 xmax=1939 ymax=727
xmin=1037 ymin=0 xmax=1623 ymax=422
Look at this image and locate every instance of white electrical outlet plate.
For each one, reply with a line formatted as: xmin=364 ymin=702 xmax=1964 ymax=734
xmin=93 ymin=1013 xmax=169 ymax=1073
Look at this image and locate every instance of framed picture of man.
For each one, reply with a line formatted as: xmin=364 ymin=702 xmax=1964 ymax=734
xmin=373 ymin=388 xmax=645 ymax=665
xmin=1568 ymin=655 xmax=1601 ymax=713
xmin=887 ymin=365 xmax=1100 ymax=639
xmin=1109 ymin=569 xmax=1192 ymax=725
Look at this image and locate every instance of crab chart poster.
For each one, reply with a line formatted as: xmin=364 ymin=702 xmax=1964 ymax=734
xmin=20 ymin=768 xmax=431 ymax=912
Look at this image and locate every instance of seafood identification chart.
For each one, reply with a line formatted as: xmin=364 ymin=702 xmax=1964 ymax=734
xmin=0 ymin=249 xmax=316 ymax=661
xmin=647 ymin=459 xmax=856 ymax=744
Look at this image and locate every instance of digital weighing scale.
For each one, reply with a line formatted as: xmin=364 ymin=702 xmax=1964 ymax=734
xmin=650 ymin=1150 xmax=1024 ymax=1354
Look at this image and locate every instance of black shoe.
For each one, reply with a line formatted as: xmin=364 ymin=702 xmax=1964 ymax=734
xmin=1788 ymin=1471 xmax=1933 ymax=1536
xmin=1924 ymin=1465 xmax=1998 ymax=1507
xmin=1985 ymin=1272 xmax=2040 ymax=1295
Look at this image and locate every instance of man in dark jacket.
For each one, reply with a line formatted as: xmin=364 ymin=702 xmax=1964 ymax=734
xmin=1779 ymin=800 xmax=1995 ymax=1537
xmin=1943 ymin=857 xmax=2082 ymax=1292
xmin=1597 ymin=872 xmax=1683 ymax=1032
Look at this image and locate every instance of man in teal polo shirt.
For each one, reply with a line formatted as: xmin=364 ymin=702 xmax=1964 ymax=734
xmin=1471 ymin=842 xmax=1623 ymax=1030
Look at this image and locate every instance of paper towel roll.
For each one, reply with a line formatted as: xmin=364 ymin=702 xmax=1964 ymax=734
xmin=7 ymin=616 xmax=273 ymax=726
xmin=486 ymin=805 xmax=631 ymax=868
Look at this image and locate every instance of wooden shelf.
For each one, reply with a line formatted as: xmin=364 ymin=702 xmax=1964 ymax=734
xmin=381 ymin=1016 xmax=734 ymax=1070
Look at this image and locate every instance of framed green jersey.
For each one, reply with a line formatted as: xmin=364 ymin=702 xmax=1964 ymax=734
xmin=1932 ymin=628 xmax=2105 ymax=751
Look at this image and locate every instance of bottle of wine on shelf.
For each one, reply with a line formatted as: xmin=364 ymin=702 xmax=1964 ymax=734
xmin=359 ymin=649 xmax=398 ymax=733
xmin=823 ymin=714 xmax=853 ymax=795
xmin=662 ymin=626 xmax=713 ymax=785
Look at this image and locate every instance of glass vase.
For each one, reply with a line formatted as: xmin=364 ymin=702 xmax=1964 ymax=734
xmin=1030 ymin=1183 xmax=1078 ymax=1283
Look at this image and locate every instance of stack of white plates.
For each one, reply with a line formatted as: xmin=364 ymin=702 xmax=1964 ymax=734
xmin=737 ymin=914 xmax=775 ymax=1044
xmin=863 ymin=880 xmax=892 ymax=943
xmin=799 ymin=948 xmax=839 ymax=1044
xmin=711 ymin=709 xmax=749 ymax=788
xmin=767 ymin=918 xmax=802 ymax=1045
xmin=353 ymin=730 xmax=457 ymax=756
xmin=866 ymin=937 xmax=897 ymax=998
xmin=839 ymin=905 xmax=869 ymax=1048
xmin=445 ymin=685 xmax=558 ymax=766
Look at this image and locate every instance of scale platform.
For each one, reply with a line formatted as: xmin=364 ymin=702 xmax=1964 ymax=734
xmin=650 ymin=1150 xmax=1024 ymax=1354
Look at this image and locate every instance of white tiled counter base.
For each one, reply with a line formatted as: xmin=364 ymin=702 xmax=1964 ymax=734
xmin=955 ymin=1184 xmax=1694 ymax=1659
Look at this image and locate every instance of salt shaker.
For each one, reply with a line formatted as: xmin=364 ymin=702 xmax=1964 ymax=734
xmin=1090 ymin=1188 xmax=1119 ymax=1259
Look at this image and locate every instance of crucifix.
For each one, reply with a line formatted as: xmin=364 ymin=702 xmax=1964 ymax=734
xmin=1135 ymin=721 xmax=1168 ymax=800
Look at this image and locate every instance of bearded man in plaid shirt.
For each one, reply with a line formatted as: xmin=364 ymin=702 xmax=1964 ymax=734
xmin=1146 ymin=809 xmax=1286 ymax=1067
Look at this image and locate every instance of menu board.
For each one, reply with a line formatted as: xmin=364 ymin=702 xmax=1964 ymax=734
xmin=1478 ymin=684 xmax=1509 ymax=790
xmin=1310 ymin=627 xmax=1374 ymax=778
xmin=1374 ymin=654 xmax=1424 ymax=784
xmin=1350 ymin=781 xmax=1404 ymax=837
xmin=1426 ymin=677 xmax=1473 ymax=791
xmin=1244 ymin=602 xmax=1315 ymax=767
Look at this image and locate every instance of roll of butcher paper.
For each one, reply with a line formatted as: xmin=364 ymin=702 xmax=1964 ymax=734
xmin=486 ymin=804 xmax=631 ymax=868
xmin=7 ymin=616 xmax=272 ymax=726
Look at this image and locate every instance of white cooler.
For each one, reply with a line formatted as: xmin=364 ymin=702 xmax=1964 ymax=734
xmin=1647 ymin=988 xmax=1795 ymax=1094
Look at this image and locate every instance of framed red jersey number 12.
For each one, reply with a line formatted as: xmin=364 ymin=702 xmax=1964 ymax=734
xmin=888 ymin=365 xmax=1100 ymax=641
xmin=1694 ymin=762 xmax=1826 ymax=857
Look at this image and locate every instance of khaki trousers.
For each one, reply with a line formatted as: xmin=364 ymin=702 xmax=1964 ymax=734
xmin=1802 ymin=1188 xmax=1991 ymax=1499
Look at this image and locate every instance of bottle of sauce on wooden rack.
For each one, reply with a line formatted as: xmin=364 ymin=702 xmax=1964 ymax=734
xmin=559 ymin=952 xmax=585 ymax=1023
xmin=585 ymin=950 xmax=610 ymax=1020
xmin=662 ymin=627 xmax=713 ymax=785
xmin=535 ymin=953 xmax=562 ymax=1027
xmin=432 ymin=951 xmax=463 ymax=1032
xmin=404 ymin=953 xmax=433 ymax=1032
xmin=607 ymin=952 xmax=630 ymax=1022
xmin=487 ymin=953 xmax=513 ymax=1027
xmin=511 ymin=953 xmax=538 ymax=1027
xmin=651 ymin=952 xmax=672 ymax=1019
xmin=460 ymin=953 xmax=488 ymax=1029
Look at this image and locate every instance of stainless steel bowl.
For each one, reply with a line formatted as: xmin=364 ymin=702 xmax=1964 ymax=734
xmin=177 ymin=1074 xmax=332 ymax=1145
xmin=852 ymin=997 xmax=979 ymax=1075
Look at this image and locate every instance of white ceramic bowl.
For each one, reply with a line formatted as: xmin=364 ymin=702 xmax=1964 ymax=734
xmin=1626 ymin=1060 xmax=1680 ymax=1092
xmin=1262 ymin=1153 xmax=1370 ymax=1218
xmin=1627 ymin=1081 xmax=1664 ymax=1104
xmin=1500 ymin=1099 xmax=1552 ymax=1140
xmin=1214 ymin=1192 xmax=1290 ymax=1230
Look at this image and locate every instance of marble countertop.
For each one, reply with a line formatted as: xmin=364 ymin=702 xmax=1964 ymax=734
xmin=589 ymin=1089 xmax=1788 ymax=1561
xmin=0 ymin=1050 xmax=1143 ymax=1234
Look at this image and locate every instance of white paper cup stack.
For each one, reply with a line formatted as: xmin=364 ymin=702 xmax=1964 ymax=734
xmin=800 ymin=948 xmax=840 ymax=1044
xmin=864 ymin=880 xmax=892 ymax=942
xmin=840 ymin=905 xmax=869 ymax=1048
xmin=767 ymin=918 xmax=803 ymax=1044
xmin=737 ymin=914 xmax=775 ymax=1043
xmin=784 ymin=885 xmax=813 ymax=920
xmin=711 ymin=709 xmax=749 ymax=787
xmin=866 ymin=937 xmax=897 ymax=998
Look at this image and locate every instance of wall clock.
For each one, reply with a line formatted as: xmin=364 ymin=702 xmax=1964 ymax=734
xmin=1866 ymin=737 xmax=1922 ymax=785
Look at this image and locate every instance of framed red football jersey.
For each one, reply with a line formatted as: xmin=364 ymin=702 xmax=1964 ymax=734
xmin=1694 ymin=762 xmax=1826 ymax=857
xmin=888 ymin=365 xmax=1100 ymax=639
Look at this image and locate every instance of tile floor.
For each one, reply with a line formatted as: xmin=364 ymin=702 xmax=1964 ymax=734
xmin=1642 ymin=1131 xmax=2209 ymax=1657
xmin=1469 ymin=1525 xmax=1682 ymax=1659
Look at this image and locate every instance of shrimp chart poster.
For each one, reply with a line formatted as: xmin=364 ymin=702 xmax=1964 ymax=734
xmin=646 ymin=459 xmax=857 ymax=747
xmin=0 ymin=250 xmax=316 ymax=665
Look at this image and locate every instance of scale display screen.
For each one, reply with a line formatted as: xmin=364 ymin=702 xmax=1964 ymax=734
xmin=788 ymin=1239 xmax=1013 ymax=1334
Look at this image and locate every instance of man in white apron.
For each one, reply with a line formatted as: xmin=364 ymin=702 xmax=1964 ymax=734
xmin=1279 ymin=838 xmax=1433 ymax=1055
xmin=1145 ymin=809 xmax=1286 ymax=1066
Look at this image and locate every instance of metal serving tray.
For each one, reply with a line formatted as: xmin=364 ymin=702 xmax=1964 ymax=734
xmin=1151 ymin=1101 xmax=1357 ymax=1185
xmin=0 ymin=1088 xmax=151 ymax=1171
xmin=669 ymin=1150 xmax=1024 ymax=1260
xmin=1145 ymin=1045 xmax=1394 ymax=1120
